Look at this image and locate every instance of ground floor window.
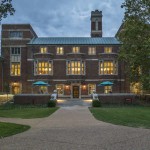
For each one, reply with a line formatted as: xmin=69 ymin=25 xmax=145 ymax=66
xmin=39 ymin=86 xmax=48 ymax=94
xmin=10 ymin=82 xmax=22 ymax=94
xmin=56 ymin=84 xmax=64 ymax=95
xmin=88 ymin=84 xmax=96 ymax=95
xmin=104 ymin=86 xmax=112 ymax=94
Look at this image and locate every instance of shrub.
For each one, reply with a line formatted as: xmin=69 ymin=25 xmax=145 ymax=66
xmin=47 ymin=100 xmax=57 ymax=107
xmin=92 ymin=100 xmax=101 ymax=107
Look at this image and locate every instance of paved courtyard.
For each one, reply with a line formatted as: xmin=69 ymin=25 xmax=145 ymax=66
xmin=0 ymin=100 xmax=150 ymax=150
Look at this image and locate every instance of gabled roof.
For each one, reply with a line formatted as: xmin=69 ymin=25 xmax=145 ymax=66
xmin=28 ymin=37 xmax=120 ymax=45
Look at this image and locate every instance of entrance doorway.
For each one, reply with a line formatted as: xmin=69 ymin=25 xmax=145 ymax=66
xmin=73 ymin=86 xmax=79 ymax=98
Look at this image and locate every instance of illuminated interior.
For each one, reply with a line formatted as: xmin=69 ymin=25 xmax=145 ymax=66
xmin=130 ymin=83 xmax=141 ymax=94
xmin=72 ymin=47 xmax=80 ymax=53
xmin=99 ymin=60 xmax=117 ymax=75
xmin=40 ymin=47 xmax=47 ymax=53
xmin=67 ymin=60 xmax=85 ymax=75
xmin=104 ymin=47 xmax=112 ymax=53
xmin=56 ymin=84 xmax=64 ymax=95
xmin=35 ymin=61 xmax=52 ymax=75
xmin=11 ymin=63 xmax=21 ymax=76
xmin=88 ymin=47 xmax=96 ymax=55
xmin=104 ymin=86 xmax=112 ymax=93
xmin=88 ymin=84 xmax=96 ymax=94
xmin=11 ymin=82 xmax=22 ymax=94
xmin=56 ymin=47 xmax=64 ymax=55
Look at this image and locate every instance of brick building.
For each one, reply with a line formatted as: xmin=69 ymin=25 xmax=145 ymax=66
xmin=0 ymin=10 xmax=130 ymax=98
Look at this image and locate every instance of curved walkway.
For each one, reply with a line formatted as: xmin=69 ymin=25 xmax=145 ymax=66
xmin=0 ymin=105 xmax=150 ymax=150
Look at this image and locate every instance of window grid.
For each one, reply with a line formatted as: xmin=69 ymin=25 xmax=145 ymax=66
xmin=35 ymin=61 xmax=53 ymax=75
xmin=56 ymin=47 xmax=64 ymax=55
xmin=99 ymin=60 xmax=117 ymax=75
xmin=104 ymin=86 xmax=112 ymax=94
xmin=104 ymin=47 xmax=112 ymax=53
xmin=56 ymin=84 xmax=64 ymax=95
xmin=10 ymin=47 xmax=21 ymax=76
xmin=88 ymin=47 xmax=96 ymax=55
xmin=88 ymin=84 xmax=96 ymax=95
xmin=40 ymin=47 xmax=47 ymax=53
xmin=67 ymin=60 xmax=85 ymax=75
xmin=72 ymin=47 xmax=80 ymax=53
xmin=9 ymin=31 xmax=23 ymax=38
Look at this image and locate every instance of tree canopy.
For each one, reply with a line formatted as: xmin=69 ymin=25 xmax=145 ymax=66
xmin=0 ymin=0 xmax=15 ymax=21
xmin=118 ymin=0 xmax=150 ymax=92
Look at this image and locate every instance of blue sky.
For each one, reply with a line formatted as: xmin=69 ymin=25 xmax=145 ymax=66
xmin=1 ymin=0 xmax=124 ymax=37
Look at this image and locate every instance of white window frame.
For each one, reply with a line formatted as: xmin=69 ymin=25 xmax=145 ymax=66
xmin=104 ymin=47 xmax=112 ymax=53
xmin=72 ymin=47 xmax=80 ymax=53
xmin=9 ymin=31 xmax=23 ymax=39
xmin=56 ymin=84 xmax=64 ymax=95
xmin=10 ymin=47 xmax=21 ymax=76
xmin=56 ymin=47 xmax=64 ymax=55
xmin=99 ymin=60 xmax=118 ymax=75
xmin=34 ymin=60 xmax=53 ymax=76
xmin=88 ymin=47 xmax=96 ymax=55
xmin=66 ymin=60 xmax=85 ymax=75
xmin=88 ymin=84 xmax=96 ymax=95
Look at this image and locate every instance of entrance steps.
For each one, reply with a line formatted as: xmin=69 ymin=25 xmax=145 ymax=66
xmin=57 ymin=98 xmax=92 ymax=107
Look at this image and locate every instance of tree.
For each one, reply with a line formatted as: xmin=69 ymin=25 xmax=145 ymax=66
xmin=118 ymin=0 xmax=150 ymax=92
xmin=0 ymin=0 xmax=15 ymax=21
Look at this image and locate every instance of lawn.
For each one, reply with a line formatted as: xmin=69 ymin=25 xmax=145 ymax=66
xmin=0 ymin=122 xmax=30 ymax=138
xmin=0 ymin=104 xmax=58 ymax=119
xmin=89 ymin=106 xmax=150 ymax=129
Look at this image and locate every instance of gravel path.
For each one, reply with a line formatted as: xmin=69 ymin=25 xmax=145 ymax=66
xmin=0 ymin=106 xmax=150 ymax=150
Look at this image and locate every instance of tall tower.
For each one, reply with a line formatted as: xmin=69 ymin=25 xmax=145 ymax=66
xmin=91 ymin=10 xmax=102 ymax=37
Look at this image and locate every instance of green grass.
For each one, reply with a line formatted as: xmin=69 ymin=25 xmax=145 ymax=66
xmin=89 ymin=106 xmax=150 ymax=129
xmin=0 ymin=104 xmax=58 ymax=119
xmin=0 ymin=122 xmax=30 ymax=138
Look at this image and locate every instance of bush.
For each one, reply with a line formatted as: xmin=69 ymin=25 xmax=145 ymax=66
xmin=92 ymin=100 xmax=101 ymax=107
xmin=47 ymin=100 xmax=57 ymax=107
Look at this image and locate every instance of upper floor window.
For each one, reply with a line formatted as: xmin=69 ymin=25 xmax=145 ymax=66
xmin=9 ymin=31 xmax=23 ymax=39
xmin=40 ymin=47 xmax=47 ymax=53
xmin=99 ymin=60 xmax=117 ymax=75
xmin=72 ymin=47 xmax=80 ymax=53
xmin=67 ymin=60 xmax=85 ymax=75
xmin=88 ymin=47 xmax=96 ymax=55
xmin=56 ymin=47 xmax=64 ymax=55
xmin=10 ymin=47 xmax=21 ymax=76
xmin=104 ymin=47 xmax=112 ymax=53
xmin=34 ymin=60 xmax=53 ymax=75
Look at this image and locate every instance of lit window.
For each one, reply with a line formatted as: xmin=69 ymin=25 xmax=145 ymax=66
xmin=40 ymin=47 xmax=47 ymax=53
xmin=67 ymin=60 xmax=85 ymax=75
xmin=72 ymin=47 xmax=80 ymax=53
xmin=9 ymin=31 xmax=23 ymax=39
xmin=56 ymin=47 xmax=64 ymax=55
xmin=99 ymin=60 xmax=117 ymax=75
xmin=104 ymin=86 xmax=112 ymax=94
xmin=10 ymin=47 xmax=21 ymax=76
xmin=11 ymin=63 xmax=21 ymax=76
xmin=88 ymin=84 xmax=96 ymax=95
xmin=34 ymin=61 xmax=53 ymax=75
xmin=104 ymin=47 xmax=112 ymax=53
xmin=56 ymin=84 xmax=64 ymax=95
xmin=88 ymin=47 xmax=96 ymax=55
xmin=10 ymin=82 xmax=22 ymax=94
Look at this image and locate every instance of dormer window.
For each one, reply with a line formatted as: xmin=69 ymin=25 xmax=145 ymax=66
xmin=72 ymin=47 xmax=80 ymax=53
xmin=9 ymin=31 xmax=23 ymax=39
xmin=104 ymin=47 xmax=112 ymax=53
xmin=40 ymin=47 xmax=47 ymax=53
